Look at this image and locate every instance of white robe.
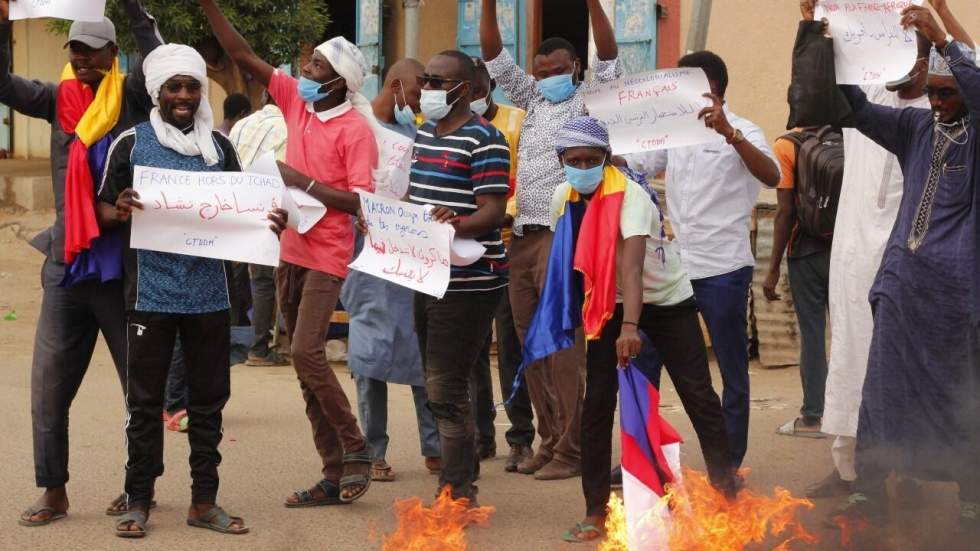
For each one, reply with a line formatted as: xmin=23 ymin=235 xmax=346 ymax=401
xmin=821 ymin=86 xmax=930 ymax=438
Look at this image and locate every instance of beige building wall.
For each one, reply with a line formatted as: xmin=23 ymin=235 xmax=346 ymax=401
xmin=677 ymin=0 xmax=980 ymax=144
xmin=11 ymin=20 xmax=64 ymax=159
xmin=384 ymin=0 xmax=459 ymax=68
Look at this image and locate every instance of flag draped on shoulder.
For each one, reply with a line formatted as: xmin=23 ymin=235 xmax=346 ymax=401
xmin=58 ymin=59 xmax=125 ymax=286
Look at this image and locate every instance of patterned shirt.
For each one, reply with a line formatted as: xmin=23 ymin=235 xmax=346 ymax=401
xmin=228 ymin=103 xmax=288 ymax=167
xmin=408 ymin=115 xmax=511 ymax=292
xmin=485 ymin=48 xmax=622 ymax=235
xmin=99 ymin=122 xmax=242 ymax=313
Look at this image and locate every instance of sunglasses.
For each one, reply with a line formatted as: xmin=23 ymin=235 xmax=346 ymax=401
xmin=162 ymin=80 xmax=202 ymax=94
xmin=923 ymin=86 xmax=959 ymax=101
xmin=417 ymin=74 xmax=464 ymax=88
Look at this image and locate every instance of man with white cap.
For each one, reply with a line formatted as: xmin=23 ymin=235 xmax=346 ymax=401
xmin=832 ymin=4 xmax=980 ymax=527
xmin=200 ymin=0 xmax=378 ymax=506
xmin=96 ymin=43 xmax=286 ymax=537
xmin=0 ymin=0 xmax=163 ymax=527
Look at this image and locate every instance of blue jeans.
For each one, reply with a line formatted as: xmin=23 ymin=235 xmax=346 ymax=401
xmin=355 ymin=376 xmax=441 ymax=461
xmin=691 ymin=266 xmax=753 ymax=467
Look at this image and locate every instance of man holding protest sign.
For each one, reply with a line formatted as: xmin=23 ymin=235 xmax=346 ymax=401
xmin=409 ymin=50 xmax=511 ymax=502
xmin=200 ymin=0 xmax=378 ymax=506
xmin=480 ymin=0 xmax=622 ymax=481
xmin=96 ymin=43 xmax=286 ymax=538
xmin=795 ymin=0 xmax=974 ymax=499
xmin=339 ymin=58 xmax=443 ymax=483
xmin=625 ymin=52 xmax=780 ymax=469
xmin=1 ymin=0 xmax=164 ymax=527
xmin=830 ymin=5 xmax=980 ymax=526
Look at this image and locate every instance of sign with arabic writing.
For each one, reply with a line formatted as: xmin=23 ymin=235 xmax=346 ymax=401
xmin=582 ymin=67 xmax=721 ymax=155
xmin=816 ymin=0 xmax=924 ymax=85
xmin=10 ymin=0 xmax=107 ymax=22
xmin=349 ymin=191 xmax=453 ymax=298
xmin=130 ymin=166 xmax=282 ymax=267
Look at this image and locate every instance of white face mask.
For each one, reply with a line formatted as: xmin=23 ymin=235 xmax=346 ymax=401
xmin=470 ymin=93 xmax=490 ymax=117
xmin=420 ymin=82 xmax=463 ymax=122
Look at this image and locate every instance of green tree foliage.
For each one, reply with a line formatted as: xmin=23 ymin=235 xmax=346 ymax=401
xmin=48 ymin=1 xmax=330 ymax=100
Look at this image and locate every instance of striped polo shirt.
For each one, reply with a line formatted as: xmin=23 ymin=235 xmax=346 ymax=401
xmin=409 ymin=115 xmax=511 ymax=292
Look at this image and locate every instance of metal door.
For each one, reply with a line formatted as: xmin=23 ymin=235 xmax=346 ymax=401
xmin=614 ymin=0 xmax=658 ymax=73
xmin=356 ymin=0 xmax=383 ymax=99
xmin=457 ymin=0 xmax=526 ymax=105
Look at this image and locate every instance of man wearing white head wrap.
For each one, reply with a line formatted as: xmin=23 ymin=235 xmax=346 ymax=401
xmin=201 ymin=0 xmax=377 ymax=505
xmin=95 ymin=40 xmax=287 ymax=537
xmin=143 ymin=44 xmax=220 ymax=166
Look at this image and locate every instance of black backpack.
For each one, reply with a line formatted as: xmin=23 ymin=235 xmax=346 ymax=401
xmin=781 ymin=126 xmax=844 ymax=240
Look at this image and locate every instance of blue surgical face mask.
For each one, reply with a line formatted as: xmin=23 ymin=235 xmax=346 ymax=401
xmin=564 ymin=161 xmax=605 ymax=195
xmin=470 ymin=93 xmax=490 ymax=117
xmin=393 ymin=81 xmax=416 ymax=126
xmin=537 ymin=70 xmax=577 ymax=103
xmin=298 ymin=76 xmax=342 ymax=103
xmin=420 ymin=82 xmax=463 ymax=122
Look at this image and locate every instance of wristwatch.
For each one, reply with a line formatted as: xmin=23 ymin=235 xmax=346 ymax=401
xmin=936 ymin=33 xmax=954 ymax=51
xmin=727 ymin=128 xmax=745 ymax=145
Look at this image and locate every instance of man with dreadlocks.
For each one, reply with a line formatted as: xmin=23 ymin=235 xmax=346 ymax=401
xmin=834 ymin=5 xmax=980 ymax=527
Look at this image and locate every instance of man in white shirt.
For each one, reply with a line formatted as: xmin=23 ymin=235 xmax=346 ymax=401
xmin=625 ymin=51 xmax=780 ymax=468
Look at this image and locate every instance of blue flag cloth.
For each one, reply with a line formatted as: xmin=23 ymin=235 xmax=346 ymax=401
xmin=503 ymin=199 xmax=585 ymax=404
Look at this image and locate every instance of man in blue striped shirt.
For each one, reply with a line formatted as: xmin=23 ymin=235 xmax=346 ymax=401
xmin=409 ymin=50 xmax=510 ymax=502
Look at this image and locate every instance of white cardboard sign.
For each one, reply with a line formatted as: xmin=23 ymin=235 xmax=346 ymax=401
xmin=10 ymin=0 xmax=107 ymax=22
xmin=247 ymin=152 xmax=326 ymax=234
xmin=374 ymin=127 xmax=415 ymax=200
xmin=816 ymin=0 xmax=924 ymax=84
xmin=131 ymin=166 xmax=282 ymax=267
xmin=582 ymin=68 xmax=722 ymax=155
xmin=349 ymin=191 xmax=453 ymax=298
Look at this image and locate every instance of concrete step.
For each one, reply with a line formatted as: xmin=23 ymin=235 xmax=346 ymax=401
xmin=0 ymin=159 xmax=53 ymax=211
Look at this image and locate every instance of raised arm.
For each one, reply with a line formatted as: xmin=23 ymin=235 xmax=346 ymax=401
xmin=198 ymin=0 xmax=275 ymax=87
xmin=0 ymin=2 xmax=56 ymax=122
xmin=839 ymin=85 xmax=921 ymax=157
xmin=929 ymin=0 xmax=974 ymax=48
xmin=587 ymin=0 xmax=617 ymax=61
xmin=480 ymin=0 xmax=503 ymax=61
xmin=122 ymin=0 xmax=163 ymax=59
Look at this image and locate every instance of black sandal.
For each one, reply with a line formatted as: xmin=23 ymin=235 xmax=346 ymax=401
xmin=284 ymin=479 xmax=346 ymax=508
xmin=339 ymin=451 xmax=372 ymax=504
xmin=186 ymin=505 xmax=249 ymax=535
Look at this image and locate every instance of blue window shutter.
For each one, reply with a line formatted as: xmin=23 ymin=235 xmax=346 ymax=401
xmin=457 ymin=0 xmax=526 ymax=106
xmin=615 ymin=0 xmax=658 ymax=73
xmin=356 ymin=0 xmax=383 ymax=99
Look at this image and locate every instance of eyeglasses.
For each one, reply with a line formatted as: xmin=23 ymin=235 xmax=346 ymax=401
xmin=923 ymin=86 xmax=959 ymax=101
xmin=162 ymin=80 xmax=202 ymax=94
xmin=417 ymin=74 xmax=464 ymax=88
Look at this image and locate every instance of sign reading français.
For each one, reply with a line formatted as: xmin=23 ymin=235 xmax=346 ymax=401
xmin=349 ymin=191 xmax=453 ymax=298
xmin=131 ymin=166 xmax=282 ymax=267
xmin=582 ymin=67 xmax=722 ymax=155
xmin=816 ymin=0 xmax=924 ymax=84
xmin=10 ymin=0 xmax=107 ymax=22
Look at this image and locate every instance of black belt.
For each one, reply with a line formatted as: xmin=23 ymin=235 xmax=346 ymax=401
xmin=521 ymin=224 xmax=550 ymax=233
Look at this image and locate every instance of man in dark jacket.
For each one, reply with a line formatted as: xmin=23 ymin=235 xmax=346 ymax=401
xmin=0 ymin=0 xmax=163 ymax=526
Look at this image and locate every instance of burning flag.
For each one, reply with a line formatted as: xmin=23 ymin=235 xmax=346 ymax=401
xmin=616 ymin=363 xmax=684 ymax=550
xmin=381 ymin=486 xmax=494 ymax=551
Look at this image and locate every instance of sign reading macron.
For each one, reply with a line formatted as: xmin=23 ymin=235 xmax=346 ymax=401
xmin=130 ymin=166 xmax=282 ymax=267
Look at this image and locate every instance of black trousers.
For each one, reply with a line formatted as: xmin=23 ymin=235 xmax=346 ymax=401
xmin=470 ymin=291 xmax=535 ymax=449
xmin=124 ymin=310 xmax=230 ymax=507
xmin=415 ymin=288 xmax=501 ymax=501
xmin=31 ymin=260 xmax=127 ymax=488
xmin=581 ymin=300 xmax=734 ymax=517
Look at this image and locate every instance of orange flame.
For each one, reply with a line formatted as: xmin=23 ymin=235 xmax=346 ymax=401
xmin=602 ymin=468 xmax=818 ymax=551
xmin=382 ymin=486 xmax=495 ymax=551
